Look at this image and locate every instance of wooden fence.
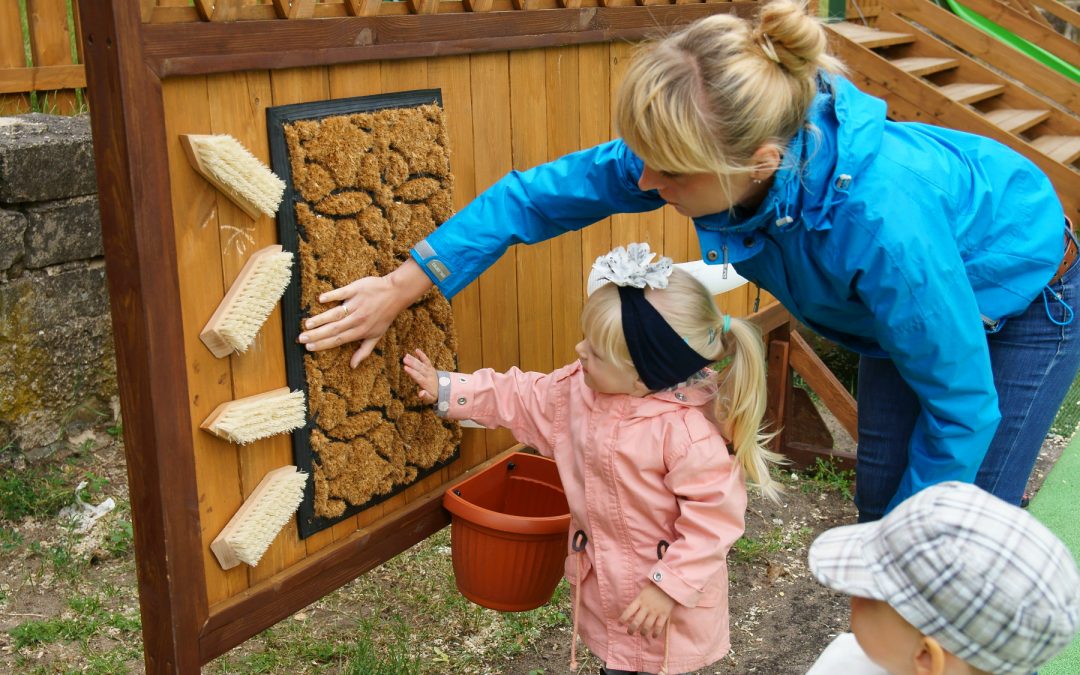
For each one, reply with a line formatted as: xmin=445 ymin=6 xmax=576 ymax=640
xmin=0 ymin=1 xmax=85 ymax=115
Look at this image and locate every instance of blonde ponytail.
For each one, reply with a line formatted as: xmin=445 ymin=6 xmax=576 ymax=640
xmin=615 ymin=0 xmax=844 ymax=205
xmin=718 ymin=317 xmax=784 ymax=500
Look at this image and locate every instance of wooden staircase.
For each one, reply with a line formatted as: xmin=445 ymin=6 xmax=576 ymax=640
xmin=826 ymin=0 xmax=1080 ymax=221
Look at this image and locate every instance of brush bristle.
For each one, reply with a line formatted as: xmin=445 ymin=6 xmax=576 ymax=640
xmin=224 ymin=469 xmax=308 ymax=567
xmin=193 ymin=135 xmax=286 ymax=218
xmin=218 ymin=250 xmax=294 ymax=354
xmin=210 ymin=389 xmax=306 ymax=444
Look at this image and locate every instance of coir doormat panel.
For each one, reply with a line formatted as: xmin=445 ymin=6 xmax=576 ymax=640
xmin=268 ymin=90 xmax=460 ymax=539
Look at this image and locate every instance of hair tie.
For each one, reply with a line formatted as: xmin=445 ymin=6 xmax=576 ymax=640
xmin=758 ymin=34 xmax=781 ymax=64
xmin=722 ymin=314 xmax=732 ymax=334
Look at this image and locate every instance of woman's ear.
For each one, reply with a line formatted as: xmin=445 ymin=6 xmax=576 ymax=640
xmin=913 ymin=635 xmax=947 ymax=675
xmin=750 ymin=144 xmax=782 ymax=181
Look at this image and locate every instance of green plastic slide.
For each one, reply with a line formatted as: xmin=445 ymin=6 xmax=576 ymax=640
xmin=936 ymin=0 xmax=1080 ymax=83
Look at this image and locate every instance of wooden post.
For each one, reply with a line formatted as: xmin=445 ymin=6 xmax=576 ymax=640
xmin=76 ymin=2 xmax=206 ymax=671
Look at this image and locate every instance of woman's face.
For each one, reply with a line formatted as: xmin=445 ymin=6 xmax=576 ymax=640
xmin=638 ymin=165 xmax=753 ymax=218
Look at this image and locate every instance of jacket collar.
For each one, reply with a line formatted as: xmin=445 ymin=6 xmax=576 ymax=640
xmin=574 ymin=362 xmax=715 ymax=415
xmin=690 ymin=74 xmax=885 ymax=260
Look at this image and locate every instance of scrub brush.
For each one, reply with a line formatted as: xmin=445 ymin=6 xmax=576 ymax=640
xmin=200 ymin=387 xmax=307 ymax=445
xmin=201 ymin=244 xmax=294 ymax=358
xmin=211 ymin=465 xmax=308 ymax=569
xmin=180 ymin=133 xmax=286 ymax=219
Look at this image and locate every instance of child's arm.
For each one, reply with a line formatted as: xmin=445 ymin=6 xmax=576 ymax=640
xmin=649 ymin=422 xmax=748 ymax=609
xmin=402 ymin=349 xmax=567 ymax=456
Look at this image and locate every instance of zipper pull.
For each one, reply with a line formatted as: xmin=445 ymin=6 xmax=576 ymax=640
xmin=722 ymin=244 xmax=729 ymax=279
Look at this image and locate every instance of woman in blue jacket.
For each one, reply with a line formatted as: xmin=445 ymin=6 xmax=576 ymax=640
xmin=299 ymin=0 xmax=1078 ymax=522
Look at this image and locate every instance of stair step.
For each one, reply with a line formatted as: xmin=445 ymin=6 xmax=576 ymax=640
xmin=1030 ymin=135 xmax=1080 ymax=164
xmin=938 ymin=82 xmax=1006 ymax=104
xmin=984 ymin=108 xmax=1051 ymax=134
xmin=890 ymin=56 xmax=959 ymax=77
xmin=829 ymin=22 xmax=915 ymax=49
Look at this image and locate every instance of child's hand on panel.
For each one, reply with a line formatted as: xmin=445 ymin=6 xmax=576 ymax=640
xmin=619 ymin=583 xmax=676 ymax=638
xmin=403 ymin=349 xmax=439 ymax=404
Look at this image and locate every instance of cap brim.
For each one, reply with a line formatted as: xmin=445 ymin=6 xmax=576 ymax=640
xmin=807 ymin=522 xmax=890 ymax=601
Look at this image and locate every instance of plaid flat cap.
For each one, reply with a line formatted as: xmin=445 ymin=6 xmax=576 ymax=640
xmin=808 ymin=481 xmax=1080 ymax=675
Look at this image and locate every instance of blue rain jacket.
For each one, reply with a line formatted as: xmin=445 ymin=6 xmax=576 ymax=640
xmin=411 ymin=74 xmax=1064 ymax=510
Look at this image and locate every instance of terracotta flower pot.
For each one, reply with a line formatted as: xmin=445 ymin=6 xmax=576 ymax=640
xmin=443 ymin=452 xmax=572 ymax=612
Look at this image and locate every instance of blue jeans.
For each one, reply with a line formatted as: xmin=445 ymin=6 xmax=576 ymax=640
xmin=854 ymin=252 xmax=1080 ymax=522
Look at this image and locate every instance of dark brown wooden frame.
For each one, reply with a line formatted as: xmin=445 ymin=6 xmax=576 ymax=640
xmin=81 ymin=3 xmax=841 ymax=671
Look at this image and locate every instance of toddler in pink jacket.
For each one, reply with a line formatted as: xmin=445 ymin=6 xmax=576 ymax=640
xmin=405 ymin=244 xmax=782 ymax=675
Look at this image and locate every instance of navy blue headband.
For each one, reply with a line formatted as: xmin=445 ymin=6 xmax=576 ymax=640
xmin=618 ymin=285 xmax=712 ymax=391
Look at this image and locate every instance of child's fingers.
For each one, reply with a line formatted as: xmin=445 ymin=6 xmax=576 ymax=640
xmin=649 ymin=614 xmax=666 ymax=638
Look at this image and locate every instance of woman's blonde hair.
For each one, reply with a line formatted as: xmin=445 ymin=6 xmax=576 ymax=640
xmin=615 ymin=0 xmax=844 ymax=204
xmin=581 ymin=268 xmax=784 ymax=499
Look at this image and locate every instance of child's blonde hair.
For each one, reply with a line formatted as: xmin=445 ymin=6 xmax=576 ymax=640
xmin=615 ymin=0 xmax=844 ymax=204
xmin=581 ymin=268 xmax=783 ymax=499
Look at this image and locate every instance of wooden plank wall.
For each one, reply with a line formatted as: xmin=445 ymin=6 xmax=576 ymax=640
xmin=170 ymin=47 xmax=762 ymax=609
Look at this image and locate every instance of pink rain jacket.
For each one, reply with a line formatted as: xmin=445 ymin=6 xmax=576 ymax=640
xmin=441 ymin=361 xmax=747 ymax=673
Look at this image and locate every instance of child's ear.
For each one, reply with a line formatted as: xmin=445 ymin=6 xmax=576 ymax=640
xmin=913 ymin=636 xmax=946 ymax=675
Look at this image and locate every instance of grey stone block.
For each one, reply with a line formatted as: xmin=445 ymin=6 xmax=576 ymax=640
xmin=0 ymin=264 xmax=115 ymax=451
xmin=0 ymin=113 xmax=97 ymax=204
xmin=0 ymin=208 xmax=25 ymax=272
xmin=24 ymin=195 xmax=102 ymax=269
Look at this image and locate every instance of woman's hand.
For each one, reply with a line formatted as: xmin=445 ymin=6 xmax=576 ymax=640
xmin=298 ymin=259 xmax=433 ymax=368
xmin=619 ymin=583 xmax=676 ymax=638
xmin=402 ymin=349 xmax=439 ymax=404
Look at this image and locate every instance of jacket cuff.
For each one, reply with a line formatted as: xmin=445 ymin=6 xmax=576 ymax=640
xmin=435 ymin=371 xmax=481 ymax=421
xmin=434 ymin=370 xmax=452 ymax=418
xmin=411 ymin=236 xmax=469 ymax=298
xmin=647 ymin=560 xmax=703 ymax=608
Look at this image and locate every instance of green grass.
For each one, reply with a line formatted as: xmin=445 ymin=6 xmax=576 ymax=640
xmin=0 ymin=454 xmax=107 ymax=523
xmin=731 ymin=525 xmax=813 ymax=566
xmin=10 ymin=592 xmax=141 ymax=649
xmin=797 ymin=457 xmax=856 ymax=500
xmin=1051 ymin=370 xmax=1080 ymax=438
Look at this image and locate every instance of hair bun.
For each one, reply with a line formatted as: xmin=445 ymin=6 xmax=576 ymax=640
xmin=756 ymin=0 xmax=835 ymax=78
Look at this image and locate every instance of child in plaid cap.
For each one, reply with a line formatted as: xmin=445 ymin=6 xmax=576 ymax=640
xmin=806 ymin=481 xmax=1080 ymax=675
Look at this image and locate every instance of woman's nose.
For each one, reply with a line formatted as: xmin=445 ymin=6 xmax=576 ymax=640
xmin=638 ymin=165 xmax=663 ymax=192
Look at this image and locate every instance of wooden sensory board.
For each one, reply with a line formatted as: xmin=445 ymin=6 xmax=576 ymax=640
xmin=76 ymin=1 xmax=767 ymax=670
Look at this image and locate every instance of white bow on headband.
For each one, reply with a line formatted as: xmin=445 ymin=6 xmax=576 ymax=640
xmin=587 ymin=242 xmax=749 ymax=296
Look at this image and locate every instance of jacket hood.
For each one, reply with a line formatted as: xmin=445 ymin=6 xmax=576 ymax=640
xmin=692 ymin=74 xmax=886 ymax=262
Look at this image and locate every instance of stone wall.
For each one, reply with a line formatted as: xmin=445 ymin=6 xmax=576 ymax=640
xmin=0 ymin=114 xmax=115 ymax=456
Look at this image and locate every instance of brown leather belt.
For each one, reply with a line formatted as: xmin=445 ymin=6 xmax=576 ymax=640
xmin=1051 ymin=224 xmax=1078 ymax=286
